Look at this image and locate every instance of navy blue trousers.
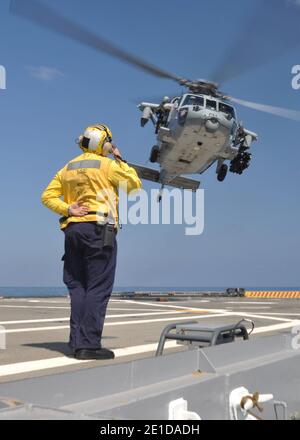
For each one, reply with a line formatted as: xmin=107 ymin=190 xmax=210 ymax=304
xmin=63 ymin=222 xmax=117 ymax=350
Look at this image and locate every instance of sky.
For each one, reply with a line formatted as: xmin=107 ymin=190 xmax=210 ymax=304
xmin=0 ymin=0 xmax=300 ymax=288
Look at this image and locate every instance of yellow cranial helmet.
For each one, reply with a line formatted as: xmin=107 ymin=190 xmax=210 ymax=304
xmin=77 ymin=124 xmax=113 ymax=156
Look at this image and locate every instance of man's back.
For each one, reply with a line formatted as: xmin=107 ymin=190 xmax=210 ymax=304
xmin=42 ymin=151 xmax=141 ymax=229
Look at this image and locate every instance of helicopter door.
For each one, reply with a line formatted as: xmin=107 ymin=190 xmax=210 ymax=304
xmin=167 ymin=97 xmax=181 ymax=123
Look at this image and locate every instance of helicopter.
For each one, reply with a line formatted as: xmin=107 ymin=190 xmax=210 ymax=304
xmin=10 ymin=0 xmax=300 ymax=199
xmin=136 ymin=85 xmax=257 ymax=195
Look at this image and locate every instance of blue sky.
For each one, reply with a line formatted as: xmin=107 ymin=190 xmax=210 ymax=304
xmin=0 ymin=0 xmax=300 ymax=288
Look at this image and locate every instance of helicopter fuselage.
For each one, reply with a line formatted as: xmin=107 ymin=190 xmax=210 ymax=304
xmin=138 ymin=93 xmax=257 ymax=188
xmin=159 ymin=94 xmax=238 ymax=177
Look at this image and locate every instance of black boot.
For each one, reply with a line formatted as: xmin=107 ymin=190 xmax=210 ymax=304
xmin=75 ymin=348 xmax=115 ymax=360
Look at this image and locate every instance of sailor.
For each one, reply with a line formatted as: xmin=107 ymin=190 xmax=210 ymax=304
xmin=41 ymin=124 xmax=141 ymax=360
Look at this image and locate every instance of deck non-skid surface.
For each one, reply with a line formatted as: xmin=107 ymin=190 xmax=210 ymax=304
xmin=0 ymin=296 xmax=299 ymax=382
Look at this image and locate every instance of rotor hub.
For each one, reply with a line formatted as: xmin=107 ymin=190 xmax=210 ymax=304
xmin=179 ymin=79 xmax=220 ymax=96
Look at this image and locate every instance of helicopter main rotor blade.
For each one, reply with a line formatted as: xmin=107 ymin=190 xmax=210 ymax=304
xmin=10 ymin=0 xmax=183 ymax=82
xmin=211 ymin=0 xmax=300 ymax=85
xmin=228 ymin=96 xmax=300 ymax=122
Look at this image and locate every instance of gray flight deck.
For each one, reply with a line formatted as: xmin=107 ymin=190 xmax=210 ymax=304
xmin=0 ymin=295 xmax=299 ymax=419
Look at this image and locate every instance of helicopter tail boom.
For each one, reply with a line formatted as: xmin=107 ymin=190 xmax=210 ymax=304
xmin=128 ymin=163 xmax=200 ymax=191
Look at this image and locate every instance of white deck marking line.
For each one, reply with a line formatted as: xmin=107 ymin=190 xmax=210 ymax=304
xmin=0 ymin=310 xmax=189 ymax=325
xmin=253 ymin=320 xmax=300 ymax=334
xmin=21 ymin=299 xmax=144 ymax=304
xmin=0 ymin=301 xmax=218 ymax=311
xmin=2 ymin=313 xmax=230 ymax=334
xmin=0 ymin=305 xmax=70 ymax=309
xmin=26 ymin=300 xmax=68 ymax=303
xmin=250 ymin=312 xmax=300 ymax=316
xmin=0 ymin=341 xmax=179 ymax=378
xmin=121 ymin=299 xmax=230 ymax=314
xmin=231 ymin=306 xmax=271 ymax=309
xmin=1 ymin=320 xmax=300 ymax=379
xmin=0 ymin=318 xmax=71 ymax=325
xmin=2 ymin=308 xmax=295 ymax=334
xmin=0 ymin=304 xmax=176 ymax=312
xmin=107 ymin=308 xmax=175 ymax=312
xmin=1 ymin=299 xmax=69 ymax=304
xmin=228 ymin=312 xmax=294 ymax=323
xmin=226 ymin=301 xmax=276 ymax=305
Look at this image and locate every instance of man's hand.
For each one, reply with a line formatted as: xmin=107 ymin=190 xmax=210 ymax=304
xmin=111 ymin=144 xmax=123 ymax=161
xmin=68 ymin=201 xmax=89 ymax=217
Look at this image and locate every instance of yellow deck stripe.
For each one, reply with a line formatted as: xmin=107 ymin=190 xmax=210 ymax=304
xmin=245 ymin=291 xmax=300 ymax=299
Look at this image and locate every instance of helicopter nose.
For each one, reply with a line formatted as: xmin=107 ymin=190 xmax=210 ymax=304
xmin=205 ymin=117 xmax=220 ymax=133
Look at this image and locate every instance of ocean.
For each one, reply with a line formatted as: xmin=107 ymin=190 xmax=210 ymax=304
xmin=0 ymin=286 xmax=299 ymax=298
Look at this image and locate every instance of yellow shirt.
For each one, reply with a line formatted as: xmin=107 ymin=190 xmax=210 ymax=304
xmin=41 ymin=152 xmax=142 ymax=229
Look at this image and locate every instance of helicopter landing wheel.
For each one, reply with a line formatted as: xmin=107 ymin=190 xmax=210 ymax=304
xmin=217 ymin=164 xmax=228 ymax=182
xmin=150 ymin=145 xmax=160 ymax=163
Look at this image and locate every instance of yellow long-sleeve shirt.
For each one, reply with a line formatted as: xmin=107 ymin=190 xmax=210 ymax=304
xmin=41 ymin=152 xmax=142 ymax=229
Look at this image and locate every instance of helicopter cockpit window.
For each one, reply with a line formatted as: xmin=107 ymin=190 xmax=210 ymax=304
xmin=219 ymin=102 xmax=235 ymax=119
xmin=182 ymin=95 xmax=204 ymax=107
xmin=206 ymin=99 xmax=217 ymax=110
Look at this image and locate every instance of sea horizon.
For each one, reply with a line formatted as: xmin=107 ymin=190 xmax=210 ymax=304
xmin=0 ymin=286 xmax=300 ymax=298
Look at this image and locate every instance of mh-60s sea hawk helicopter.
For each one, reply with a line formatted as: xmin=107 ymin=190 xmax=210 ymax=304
xmin=136 ymin=80 xmax=257 ymax=194
xmin=10 ymin=0 xmax=300 ymax=197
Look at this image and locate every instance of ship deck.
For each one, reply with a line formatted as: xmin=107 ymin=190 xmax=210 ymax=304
xmin=0 ymin=296 xmax=299 ymax=383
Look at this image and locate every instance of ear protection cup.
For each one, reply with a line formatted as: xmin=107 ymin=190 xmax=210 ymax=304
xmin=81 ymin=136 xmax=90 ymax=149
